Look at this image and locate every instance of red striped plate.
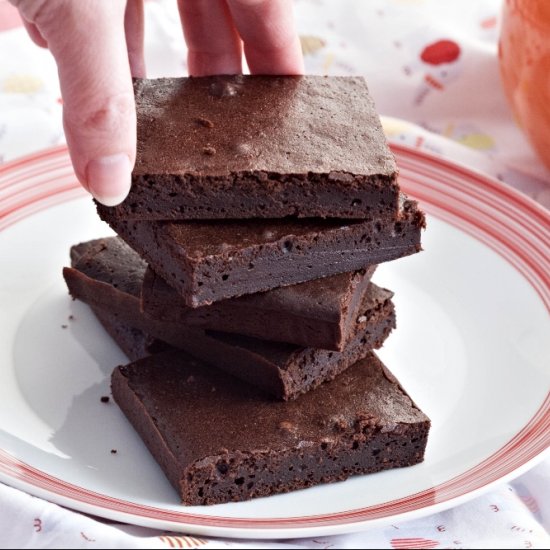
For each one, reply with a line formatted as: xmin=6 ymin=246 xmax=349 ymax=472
xmin=0 ymin=145 xmax=548 ymax=539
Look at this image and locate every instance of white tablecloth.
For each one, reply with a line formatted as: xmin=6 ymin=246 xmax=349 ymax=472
xmin=0 ymin=0 xmax=548 ymax=548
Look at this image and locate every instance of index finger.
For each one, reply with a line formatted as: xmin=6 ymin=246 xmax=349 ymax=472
xmin=18 ymin=0 xmax=136 ymax=206
xmin=226 ymin=0 xmax=304 ymax=74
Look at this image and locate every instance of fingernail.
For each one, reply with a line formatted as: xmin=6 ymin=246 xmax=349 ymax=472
xmin=86 ymin=154 xmax=131 ymax=206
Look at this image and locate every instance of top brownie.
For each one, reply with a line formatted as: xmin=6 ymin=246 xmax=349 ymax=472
xmin=97 ymin=75 xmax=399 ymax=220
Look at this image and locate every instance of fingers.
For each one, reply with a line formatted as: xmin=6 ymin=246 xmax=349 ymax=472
xmin=125 ymin=0 xmax=146 ymax=78
xmin=17 ymin=0 xmax=135 ymax=206
xmin=226 ymin=0 xmax=304 ymax=74
xmin=178 ymin=0 xmax=303 ymax=75
xmin=178 ymin=0 xmax=242 ymax=76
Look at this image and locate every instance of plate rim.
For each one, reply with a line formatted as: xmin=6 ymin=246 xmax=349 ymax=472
xmin=0 ymin=144 xmax=548 ymax=538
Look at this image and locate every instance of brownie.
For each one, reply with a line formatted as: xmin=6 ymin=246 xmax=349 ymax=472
xmin=64 ymin=241 xmax=396 ymax=399
xmin=143 ymin=265 xmax=378 ymax=351
xmin=67 ymin=237 xmax=377 ymax=350
xmin=99 ymin=197 xmax=425 ymax=307
xmin=95 ymin=75 xmax=399 ymax=221
xmin=112 ymin=350 xmax=430 ymax=505
xmin=91 ymin=306 xmax=161 ymax=361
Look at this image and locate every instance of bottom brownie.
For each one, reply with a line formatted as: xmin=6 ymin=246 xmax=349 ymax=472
xmin=112 ymin=350 xmax=430 ymax=505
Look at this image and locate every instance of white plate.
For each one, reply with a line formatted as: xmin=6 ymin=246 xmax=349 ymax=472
xmin=0 ymin=145 xmax=548 ymax=539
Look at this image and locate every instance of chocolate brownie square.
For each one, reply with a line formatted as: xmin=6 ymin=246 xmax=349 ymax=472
xmin=96 ymin=76 xmax=399 ymax=220
xmin=112 ymin=350 xmax=430 ymax=505
xmin=98 ymin=197 xmax=425 ymax=307
xmin=142 ymin=264 xmax=378 ymax=351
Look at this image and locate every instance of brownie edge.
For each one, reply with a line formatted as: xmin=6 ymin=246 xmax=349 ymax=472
xmin=111 ymin=351 xmax=430 ymax=505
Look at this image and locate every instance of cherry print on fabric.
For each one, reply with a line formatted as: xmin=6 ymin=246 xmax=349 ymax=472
xmin=420 ymin=39 xmax=461 ymax=65
xmin=415 ymin=39 xmax=462 ymax=104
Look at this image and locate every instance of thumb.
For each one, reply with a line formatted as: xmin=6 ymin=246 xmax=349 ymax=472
xmin=14 ymin=0 xmax=136 ymax=206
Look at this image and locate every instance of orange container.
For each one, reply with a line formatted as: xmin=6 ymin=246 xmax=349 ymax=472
xmin=499 ymin=0 xmax=550 ymax=170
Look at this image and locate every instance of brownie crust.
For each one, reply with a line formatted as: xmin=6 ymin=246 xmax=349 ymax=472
xmin=96 ymin=75 xmax=399 ymax=220
xmin=99 ymin=198 xmax=425 ymax=307
xmin=111 ymin=351 xmax=430 ymax=505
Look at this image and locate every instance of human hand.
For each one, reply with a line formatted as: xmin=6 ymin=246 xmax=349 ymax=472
xmin=10 ymin=0 xmax=304 ymax=205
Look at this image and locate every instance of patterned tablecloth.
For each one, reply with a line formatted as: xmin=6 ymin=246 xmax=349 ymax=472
xmin=0 ymin=0 xmax=548 ymax=548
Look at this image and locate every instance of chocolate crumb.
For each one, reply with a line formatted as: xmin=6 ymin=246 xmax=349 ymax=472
xmin=279 ymin=421 xmax=296 ymax=433
xmin=111 ymin=449 xmax=117 ymax=454
xmin=196 ymin=117 xmax=214 ymax=128
xmin=100 ymin=396 xmax=110 ymax=404
xmin=234 ymin=142 xmax=252 ymax=156
xmin=208 ymin=80 xmax=239 ymax=98
xmin=61 ymin=324 xmax=68 ymax=329
xmin=202 ymin=146 xmax=216 ymax=156
xmin=331 ymin=415 xmax=348 ymax=432
xmin=68 ymin=315 xmax=75 ymax=321
xmin=279 ymin=420 xmax=298 ymax=435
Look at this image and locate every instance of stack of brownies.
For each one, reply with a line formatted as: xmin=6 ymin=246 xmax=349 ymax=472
xmin=63 ymin=76 xmax=430 ymax=505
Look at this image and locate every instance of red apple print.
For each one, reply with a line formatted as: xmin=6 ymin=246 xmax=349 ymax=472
xmin=421 ymin=40 xmax=461 ymax=65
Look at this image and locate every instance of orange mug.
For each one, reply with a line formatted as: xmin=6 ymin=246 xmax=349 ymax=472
xmin=499 ymin=0 xmax=550 ymax=170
